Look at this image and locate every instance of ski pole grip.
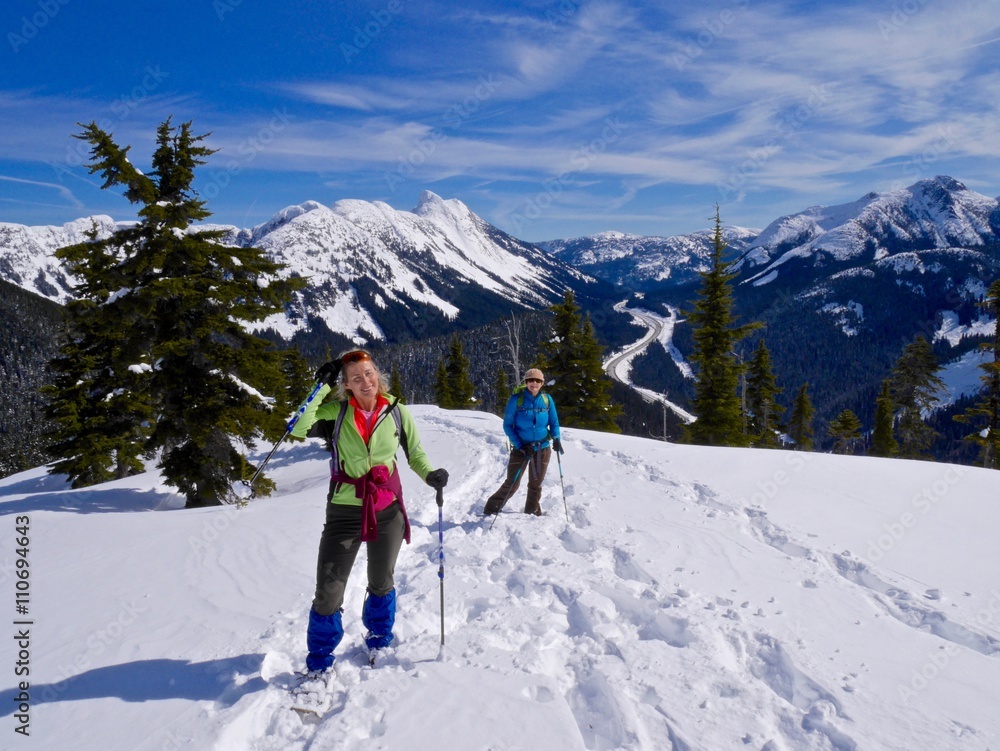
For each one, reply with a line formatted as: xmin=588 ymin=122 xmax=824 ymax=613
xmin=286 ymin=381 xmax=324 ymax=432
xmin=435 ymin=486 xmax=444 ymax=508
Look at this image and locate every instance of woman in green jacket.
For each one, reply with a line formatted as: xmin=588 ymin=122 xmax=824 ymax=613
xmin=291 ymin=349 xmax=448 ymax=681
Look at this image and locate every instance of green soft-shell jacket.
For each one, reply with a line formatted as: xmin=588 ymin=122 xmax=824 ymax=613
xmin=291 ymin=384 xmax=434 ymax=506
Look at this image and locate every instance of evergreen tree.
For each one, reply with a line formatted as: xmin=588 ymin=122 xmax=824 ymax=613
xmin=686 ymin=208 xmax=760 ymax=447
xmin=443 ymin=335 xmax=476 ymax=409
xmin=539 ymin=291 xmax=621 ymax=432
xmin=433 ymin=359 xmax=451 ymax=408
xmin=389 ymin=366 xmax=405 ymax=403
xmin=787 ymin=383 xmax=815 ymax=451
xmin=494 ymin=364 xmax=511 ymax=416
xmin=870 ymin=379 xmax=898 ymax=458
xmin=43 ymin=214 xmax=154 ymax=487
xmin=745 ymin=338 xmax=782 ymax=447
xmin=889 ymin=335 xmax=945 ymax=459
xmin=46 ymin=118 xmax=304 ymax=506
xmin=828 ymin=409 xmax=862 ymax=454
xmin=955 ymin=279 xmax=1000 ymax=468
xmin=43 ymin=279 xmax=152 ymax=486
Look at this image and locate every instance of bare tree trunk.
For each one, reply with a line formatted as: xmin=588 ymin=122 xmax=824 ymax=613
xmin=503 ymin=314 xmax=524 ymax=385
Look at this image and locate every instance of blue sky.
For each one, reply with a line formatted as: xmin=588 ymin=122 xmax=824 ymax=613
xmin=2 ymin=0 xmax=999 ymax=241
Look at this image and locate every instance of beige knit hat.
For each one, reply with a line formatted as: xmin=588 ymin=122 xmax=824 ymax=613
xmin=524 ymin=368 xmax=544 ymax=382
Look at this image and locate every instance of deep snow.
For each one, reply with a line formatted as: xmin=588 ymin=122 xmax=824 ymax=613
xmin=1 ymin=406 xmax=998 ymax=750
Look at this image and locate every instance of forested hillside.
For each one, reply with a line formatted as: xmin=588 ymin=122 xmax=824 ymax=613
xmin=0 ymin=279 xmax=63 ymax=476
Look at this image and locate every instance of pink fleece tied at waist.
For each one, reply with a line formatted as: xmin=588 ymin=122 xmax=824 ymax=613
xmin=333 ymin=464 xmax=410 ymax=544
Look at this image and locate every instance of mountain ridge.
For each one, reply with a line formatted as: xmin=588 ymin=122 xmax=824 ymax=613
xmin=0 ymin=191 xmax=607 ymax=346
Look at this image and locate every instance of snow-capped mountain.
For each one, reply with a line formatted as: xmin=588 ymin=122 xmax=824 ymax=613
xmin=543 ymin=177 xmax=999 ymax=439
xmin=721 ymin=177 xmax=1000 ymax=349
xmin=0 ymin=191 xmax=603 ymax=345
xmin=0 ymin=215 xmax=132 ymax=302
xmin=540 ymin=226 xmax=759 ymax=291
xmin=735 ymin=176 xmax=1000 ymax=286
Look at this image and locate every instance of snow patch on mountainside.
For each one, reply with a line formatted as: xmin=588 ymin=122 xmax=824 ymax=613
xmin=935 ymin=311 xmax=996 ymax=347
xmin=821 ymin=301 xmax=864 ymax=337
xmin=936 ymin=347 xmax=991 ymax=408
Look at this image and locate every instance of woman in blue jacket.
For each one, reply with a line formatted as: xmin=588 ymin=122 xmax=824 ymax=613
xmin=484 ymin=367 xmax=562 ymax=516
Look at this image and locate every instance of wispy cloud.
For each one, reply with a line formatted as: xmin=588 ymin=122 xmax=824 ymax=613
xmin=1 ymin=0 xmax=998 ymax=237
xmin=0 ymin=175 xmax=84 ymax=208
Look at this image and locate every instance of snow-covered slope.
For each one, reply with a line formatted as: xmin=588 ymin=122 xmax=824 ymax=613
xmin=542 ymin=226 xmax=759 ymax=291
xmin=0 ymin=192 xmax=597 ymax=344
xmin=1 ymin=408 xmax=997 ymax=750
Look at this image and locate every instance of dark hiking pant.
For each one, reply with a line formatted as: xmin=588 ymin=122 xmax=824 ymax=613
xmin=485 ymin=446 xmax=551 ymax=515
xmin=312 ymin=501 xmax=406 ymax=616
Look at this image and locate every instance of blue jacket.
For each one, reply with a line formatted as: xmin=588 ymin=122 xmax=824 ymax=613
xmin=503 ymin=389 xmax=560 ymax=450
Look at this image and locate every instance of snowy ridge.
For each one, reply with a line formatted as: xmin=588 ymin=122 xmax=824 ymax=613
xmin=740 ymin=176 xmax=1000 ymax=285
xmin=542 ymin=226 xmax=759 ymax=291
xmin=1 ymin=408 xmax=997 ymax=750
xmin=0 ymin=215 xmax=131 ymax=303
xmin=0 ymin=192 xmax=592 ymax=344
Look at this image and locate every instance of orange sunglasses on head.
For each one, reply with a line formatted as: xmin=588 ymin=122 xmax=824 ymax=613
xmin=341 ymin=350 xmax=372 ymax=365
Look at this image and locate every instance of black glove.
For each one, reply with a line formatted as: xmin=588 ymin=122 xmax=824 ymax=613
xmin=425 ymin=468 xmax=449 ymax=490
xmin=553 ymin=438 xmax=563 ymax=454
xmin=518 ymin=443 xmax=536 ymax=455
xmin=315 ymin=360 xmax=342 ymax=387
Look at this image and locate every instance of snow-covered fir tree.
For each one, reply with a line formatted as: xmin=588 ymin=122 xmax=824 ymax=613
xmin=45 ymin=118 xmax=305 ymax=506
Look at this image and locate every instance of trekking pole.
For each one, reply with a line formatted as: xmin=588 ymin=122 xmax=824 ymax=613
xmin=556 ymin=448 xmax=569 ymax=523
xmin=488 ymin=453 xmax=532 ymax=532
xmin=436 ymin=485 xmax=446 ymax=660
xmin=231 ymin=380 xmax=325 ymax=502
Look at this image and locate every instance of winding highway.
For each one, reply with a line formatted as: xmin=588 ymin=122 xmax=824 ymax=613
xmin=604 ymin=301 xmax=696 ymax=424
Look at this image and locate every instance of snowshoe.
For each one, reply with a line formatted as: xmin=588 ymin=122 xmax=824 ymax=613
xmin=288 ymin=667 xmax=337 ymax=719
